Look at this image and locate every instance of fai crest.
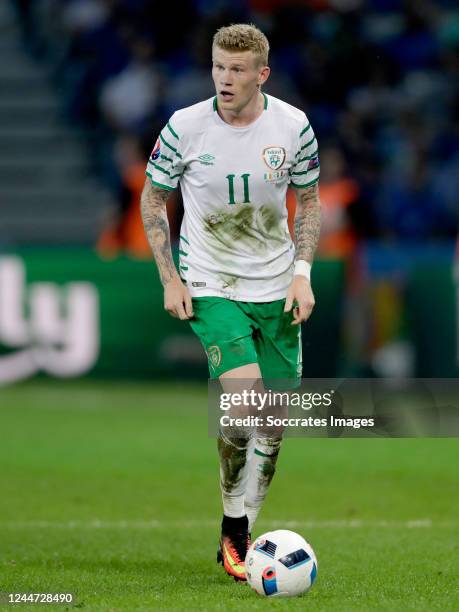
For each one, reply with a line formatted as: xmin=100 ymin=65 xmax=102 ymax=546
xmin=262 ymin=146 xmax=286 ymax=170
xmin=207 ymin=345 xmax=222 ymax=369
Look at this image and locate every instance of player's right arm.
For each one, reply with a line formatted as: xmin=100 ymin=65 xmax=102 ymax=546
xmin=140 ymin=178 xmax=193 ymax=320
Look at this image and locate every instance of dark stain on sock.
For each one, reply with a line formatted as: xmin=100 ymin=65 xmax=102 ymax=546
xmin=255 ymin=440 xmax=281 ymax=496
xmin=260 ymin=459 xmax=276 ymax=478
xmin=218 ymin=436 xmax=249 ymax=491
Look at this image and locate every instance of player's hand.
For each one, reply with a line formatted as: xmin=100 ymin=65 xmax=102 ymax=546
xmin=284 ymin=276 xmax=315 ymax=325
xmin=164 ymin=276 xmax=194 ymax=320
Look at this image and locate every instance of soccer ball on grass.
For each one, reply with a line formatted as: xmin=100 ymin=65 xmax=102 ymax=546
xmin=245 ymin=530 xmax=317 ymax=597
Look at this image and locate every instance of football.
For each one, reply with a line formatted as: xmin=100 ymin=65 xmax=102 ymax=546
xmin=245 ymin=530 xmax=318 ymax=597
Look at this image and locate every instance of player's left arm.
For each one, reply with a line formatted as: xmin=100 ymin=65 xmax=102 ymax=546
xmin=284 ymin=182 xmax=321 ymax=325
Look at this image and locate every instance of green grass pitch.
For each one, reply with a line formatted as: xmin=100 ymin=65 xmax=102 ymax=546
xmin=0 ymin=381 xmax=458 ymax=610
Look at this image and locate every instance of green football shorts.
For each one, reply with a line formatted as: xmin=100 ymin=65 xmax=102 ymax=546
xmin=189 ymin=297 xmax=302 ymax=382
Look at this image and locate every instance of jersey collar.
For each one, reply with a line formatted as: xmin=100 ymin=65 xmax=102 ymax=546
xmin=212 ymin=92 xmax=268 ymax=112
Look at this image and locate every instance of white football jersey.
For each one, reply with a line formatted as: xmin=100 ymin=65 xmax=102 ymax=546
xmin=146 ymin=94 xmax=319 ymax=302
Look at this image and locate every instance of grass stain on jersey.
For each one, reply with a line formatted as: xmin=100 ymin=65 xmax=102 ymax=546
xmin=258 ymin=206 xmax=279 ymax=234
xmin=204 ymin=206 xmax=256 ymax=248
xmin=220 ymin=274 xmax=239 ymax=290
xmin=204 ymin=204 xmax=285 ymax=252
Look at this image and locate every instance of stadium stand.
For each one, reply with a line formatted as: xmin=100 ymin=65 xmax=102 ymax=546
xmin=3 ymin=0 xmax=458 ymax=250
xmin=0 ymin=1 xmax=111 ymax=245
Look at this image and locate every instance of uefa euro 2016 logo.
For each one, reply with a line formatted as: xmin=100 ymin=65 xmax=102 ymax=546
xmin=0 ymin=257 xmax=100 ymax=384
xmin=149 ymin=138 xmax=161 ymax=162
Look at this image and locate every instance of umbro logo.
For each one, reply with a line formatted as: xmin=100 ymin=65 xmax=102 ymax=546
xmin=198 ymin=153 xmax=215 ymax=165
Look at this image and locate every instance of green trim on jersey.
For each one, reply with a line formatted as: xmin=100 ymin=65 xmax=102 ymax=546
xmin=213 ymin=96 xmax=217 ymax=111
xmin=291 ymin=166 xmax=320 ymax=176
xmin=299 ymin=123 xmax=311 ymax=137
xmin=297 ymin=149 xmax=319 ymax=163
xmin=295 ymin=136 xmax=316 ymax=157
xmin=159 ymin=133 xmax=182 ymax=158
xmin=290 ymin=176 xmax=320 ymax=189
xmin=180 ymin=234 xmax=190 ymax=245
xmin=151 ymin=163 xmax=182 ymax=180
xmin=160 ymin=154 xmax=174 ymax=163
xmin=167 ymin=122 xmax=179 ymax=139
xmin=178 ymin=249 xmax=188 ymax=257
xmin=146 ymin=171 xmax=176 ymax=191
xmin=263 ymin=92 xmax=268 ymax=109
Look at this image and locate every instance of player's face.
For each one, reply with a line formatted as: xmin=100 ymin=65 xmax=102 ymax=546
xmin=212 ymin=47 xmax=269 ymax=114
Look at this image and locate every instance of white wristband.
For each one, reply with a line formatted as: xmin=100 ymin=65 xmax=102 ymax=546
xmin=294 ymin=260 xmax=311 ymax=280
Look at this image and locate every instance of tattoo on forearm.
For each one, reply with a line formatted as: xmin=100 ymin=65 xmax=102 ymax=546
xmin=140 ymin=179 xmax=177 ymax=285
xmin=294 ymin=183 xmax=321 ymax=264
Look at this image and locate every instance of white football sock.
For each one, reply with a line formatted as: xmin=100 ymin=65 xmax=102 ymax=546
xmin=218 ymin=432 xmax=251 ymax=518
xmin=244 ymin=437 xmax=282 ymax=531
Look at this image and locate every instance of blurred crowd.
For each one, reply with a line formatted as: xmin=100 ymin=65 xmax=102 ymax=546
xmin=13 ymin=0 xmax=459 ymax=257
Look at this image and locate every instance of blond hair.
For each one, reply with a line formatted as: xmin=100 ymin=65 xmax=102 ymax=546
xmin=213 ymin=23 xmax=269 ymax=66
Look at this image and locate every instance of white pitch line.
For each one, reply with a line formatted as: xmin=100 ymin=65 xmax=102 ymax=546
xmin=0 ymin=519 xmax=455 ymax=529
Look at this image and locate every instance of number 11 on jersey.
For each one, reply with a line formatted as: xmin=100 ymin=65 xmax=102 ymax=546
xmin=226 ymin=173 xmax=251 ymax=205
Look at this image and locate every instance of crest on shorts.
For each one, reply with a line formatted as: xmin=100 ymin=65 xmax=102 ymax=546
xmin=207 ymin=345 xmax=222 ymax=369
xmin=262 ymin=146 xmax=286 ymax=171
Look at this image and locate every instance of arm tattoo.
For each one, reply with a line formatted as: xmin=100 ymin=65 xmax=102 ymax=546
xmin=140 ymin=179 xmax=177 ymax=286
xmin=294 ymin=182 xmax=321 ymax=264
